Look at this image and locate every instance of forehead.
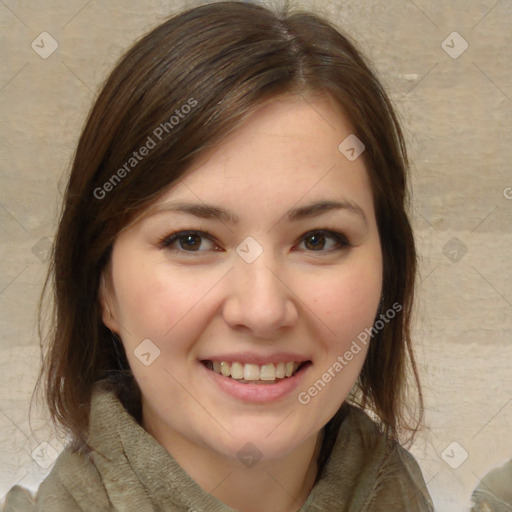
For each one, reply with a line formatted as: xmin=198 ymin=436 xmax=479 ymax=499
xmin=146 ymin=93 xmax=375 ymax=226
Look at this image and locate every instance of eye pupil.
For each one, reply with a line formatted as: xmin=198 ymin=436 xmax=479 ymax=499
xmin=305 ymin=233 xmax=325 ymax=251
xmin=180 ymin=234 xmax=201 ymax=250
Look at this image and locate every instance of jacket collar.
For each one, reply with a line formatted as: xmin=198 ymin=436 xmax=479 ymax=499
xmin=84 ymin=385 xmax=402 ymax=511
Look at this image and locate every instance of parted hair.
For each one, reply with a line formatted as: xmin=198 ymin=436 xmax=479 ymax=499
xmin=35 ymin=1 xmax=423 ymax=460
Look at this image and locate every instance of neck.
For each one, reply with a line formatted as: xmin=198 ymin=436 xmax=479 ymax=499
xmin=145 ymin=416 xmax=324 ymax=512
xmin=210 ymin=432 xmax=323 ymax=512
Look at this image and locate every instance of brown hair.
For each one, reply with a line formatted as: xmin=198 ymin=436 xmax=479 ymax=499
xmin=35 ymin=0 xmax=422 ymax=457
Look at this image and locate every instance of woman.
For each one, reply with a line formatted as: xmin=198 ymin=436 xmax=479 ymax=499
xmin=3 ymin=1 xmax=433 ymax=510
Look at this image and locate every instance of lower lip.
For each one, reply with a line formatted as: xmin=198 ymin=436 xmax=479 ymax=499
xmin=199 ymin=361 xmax=311 ymax=403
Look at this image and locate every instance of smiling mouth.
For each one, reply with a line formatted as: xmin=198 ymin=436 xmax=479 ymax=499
xmin=201 ymin=360 xmax=311 ymax=384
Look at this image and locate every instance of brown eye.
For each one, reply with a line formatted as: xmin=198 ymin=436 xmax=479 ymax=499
xmin=298 ymin=230 xmax=349 ymax=252
xmin=161 ymin=230 xmax=218 ymax=253
xmin=304 ymin=232 xmax=327 ymax=251
xmin=178 ymin=233 xmax=202 ymax=251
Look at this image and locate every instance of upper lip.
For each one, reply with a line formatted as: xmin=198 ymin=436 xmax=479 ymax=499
xmin=201 ymin=352 xmax=311 ymax=365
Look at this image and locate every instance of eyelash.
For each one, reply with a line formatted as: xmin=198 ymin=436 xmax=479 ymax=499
xmin=158 ymin=229 xmax=350 ymax=255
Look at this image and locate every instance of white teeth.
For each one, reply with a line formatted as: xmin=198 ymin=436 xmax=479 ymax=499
xmin=208 ymin=361 xmax=302 ymax=381
xmin=220 ymin=361 xmax=231 ymax=377
xmin=260 ymin=364 xmax=276 ymax=381
xmin=231 ymin=362 xmax=244 ymax=379
xmin=244 ymin=363 xmax=260 ymax=380
xmin=275 ymin=362 xmax=285 ymax=378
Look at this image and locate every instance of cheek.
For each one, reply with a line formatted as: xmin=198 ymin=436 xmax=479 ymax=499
xmin=111 ymin=255 xmax=222 ymax=346
xmin=110 ymin=256 xmax=181 ymax=340
xmin=309 ymin=259 xmax=382 ymax=342
xmin=297 ymin=258 xmax=381 ymax=421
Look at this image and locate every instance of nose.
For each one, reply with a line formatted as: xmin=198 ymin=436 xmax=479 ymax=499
xmin=222 ymin=248 xmax=299 ymax=339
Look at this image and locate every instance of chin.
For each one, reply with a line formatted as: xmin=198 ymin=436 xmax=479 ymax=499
xmin=208 ymin=419 xmax=318 ymax=463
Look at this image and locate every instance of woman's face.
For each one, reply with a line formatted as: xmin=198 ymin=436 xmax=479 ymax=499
xmin=101 ymin=93 xmax=382 ymax=464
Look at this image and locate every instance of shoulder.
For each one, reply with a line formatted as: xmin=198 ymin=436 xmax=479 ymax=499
xmin=335 ymin=404 xmax=434 ymax=511
xmin=2 ymin=447 xmax=111 ymax=512
xmin=472 ymin=458 xmax=512 ymax=509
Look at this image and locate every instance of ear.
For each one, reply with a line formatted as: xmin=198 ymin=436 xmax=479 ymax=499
xmin=98 ymin=268 xmax=120 ymax=333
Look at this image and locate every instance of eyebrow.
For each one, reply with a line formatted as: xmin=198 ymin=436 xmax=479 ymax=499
xmin=148 ymin=199 xmax=368 ymax=226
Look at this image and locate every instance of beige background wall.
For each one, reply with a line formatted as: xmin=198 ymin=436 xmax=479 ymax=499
xmin=1 ymin=0 xmax=511 ymax=510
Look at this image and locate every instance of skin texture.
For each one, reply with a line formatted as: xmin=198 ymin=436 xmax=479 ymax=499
xmin=100 ymin=93 xmax=383 ymax=512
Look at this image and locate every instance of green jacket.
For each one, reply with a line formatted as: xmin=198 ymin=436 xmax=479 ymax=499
xmin=2 ymin=388 xmax=434 ymax=511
